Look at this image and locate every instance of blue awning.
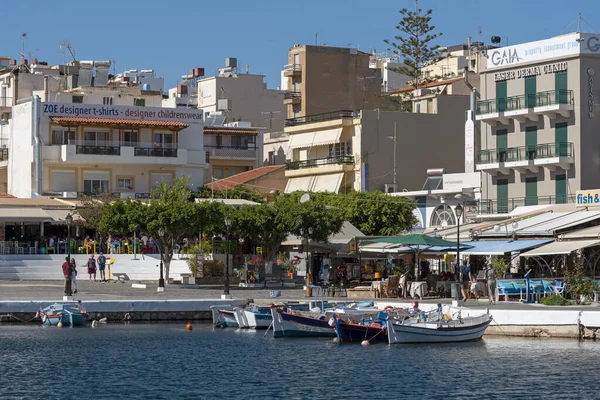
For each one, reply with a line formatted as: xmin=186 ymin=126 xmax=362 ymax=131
xmin=459 ymin=240 xmax=553 ymax=255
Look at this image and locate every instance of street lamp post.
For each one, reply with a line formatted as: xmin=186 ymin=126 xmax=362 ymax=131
xmin=455 ymin=204 xmax=464 ymax=302
xmin=65 ymin=213 xmax=73 ymax=297
xmin=157 ymin=227 xmax=165 ymax=292
xmin=224 ymin=215 xmax=231 ymax=296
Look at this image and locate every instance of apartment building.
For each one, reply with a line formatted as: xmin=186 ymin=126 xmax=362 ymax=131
xmin=476 ymin=32 xmax=600 ymax=214
xmin=0 ymin=59 xmax=206 ymax=198
xmin=283 ymin=96 xmax=468 ymax=195
xmin=282 ymin=45 xmax=386 ymax=120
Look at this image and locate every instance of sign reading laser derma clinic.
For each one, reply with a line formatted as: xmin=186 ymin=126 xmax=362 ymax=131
xmin=487 ymin=33 xmax=600 ymax=71
xmin=41 ymin=103 xmax=203 ymax=123
xmin=576 ymin=190 xmax=600 ymax=207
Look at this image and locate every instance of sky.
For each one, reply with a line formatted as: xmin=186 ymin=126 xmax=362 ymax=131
xmin=1 ymin=0 xmax=599 ymax=90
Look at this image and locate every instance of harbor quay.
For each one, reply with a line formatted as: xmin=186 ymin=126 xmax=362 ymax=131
xmin=1 ymin=280 xmax=600 ymax=339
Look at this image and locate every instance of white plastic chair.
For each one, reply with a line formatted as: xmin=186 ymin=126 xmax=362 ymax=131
xmin=551 ymin=281 xmax=565 ymax=296
xmin=29 ymin=241 xmax=38 ymax=255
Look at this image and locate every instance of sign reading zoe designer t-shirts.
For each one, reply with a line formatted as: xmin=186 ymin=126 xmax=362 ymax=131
xmin=41 ymin=103 xmax=204 ymax=123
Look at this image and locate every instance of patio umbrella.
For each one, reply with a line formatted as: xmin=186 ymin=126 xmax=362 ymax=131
xmin=365 ymin=234 xmax=460 ymax=248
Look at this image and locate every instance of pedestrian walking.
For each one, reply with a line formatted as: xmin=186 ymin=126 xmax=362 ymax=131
xmin=62 ymin=256 xmax=71 ymax=295
xmin=70 ymin=258 xmax=78 ymax=294
xmin=485 ymin=263 xmax=498 ymax=305
xmin=97 ymin=252 xmax=107 ymax=282
xmin=87 ymin=254 xmax=97 ymax=282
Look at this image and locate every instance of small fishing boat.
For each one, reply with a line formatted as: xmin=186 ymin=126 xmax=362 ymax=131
xmin=40 ymin=303 xmax=88 ymax=327
xmin=243 ymin=306 xmax=273 ymax=329
xmin=332 ymin=312 xmax=389 ymax=343
xmin=210 ymin=306 xmax=239 ymax=328
xmin=271 ymin=307 xmax=335 ymax=338
xmin=386 ymin=307 xmax=492 ymax=344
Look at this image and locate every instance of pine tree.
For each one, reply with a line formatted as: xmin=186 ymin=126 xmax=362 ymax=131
xmin=384 ymin=3 xmax=443 ymax=111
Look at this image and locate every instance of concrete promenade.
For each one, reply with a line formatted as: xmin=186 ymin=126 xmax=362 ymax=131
xmin=1 ymin=280 xmax=600 ymax=338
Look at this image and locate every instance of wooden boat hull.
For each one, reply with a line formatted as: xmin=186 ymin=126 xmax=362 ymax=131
xmin=387 ymin=315 xmax=492 ymax=344
xmin=41 ymin=312 xmax=87 ymax=326
xmin=334 ymin=319 xmax=387 ymax=343
xmin=211 ymin=307 xmax=239 ymax=328
xmin=271 ymin=308 xmax=335 ymax=338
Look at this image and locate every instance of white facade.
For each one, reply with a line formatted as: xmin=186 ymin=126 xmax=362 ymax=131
xmin=368 ymin=54 xmax=411 ymax=93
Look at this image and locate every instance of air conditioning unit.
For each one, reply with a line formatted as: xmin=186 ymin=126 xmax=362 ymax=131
xmin=384 ymin=183 xmax=397 ymax=193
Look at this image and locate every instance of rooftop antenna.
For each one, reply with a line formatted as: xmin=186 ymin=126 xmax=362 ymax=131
xmin=20 ymin=33 xmax=27 ymax=60
xmin=315 ymin=32 xmax=318 ymax=46
xmin=578 ymin=13 xmax=582 ymax=32
xmin=262 ymin=110 xmax=281 ymax=132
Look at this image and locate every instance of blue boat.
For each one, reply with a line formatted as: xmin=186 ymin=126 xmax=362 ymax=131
xmin=40 ymin=303 xmax=88 ymax=327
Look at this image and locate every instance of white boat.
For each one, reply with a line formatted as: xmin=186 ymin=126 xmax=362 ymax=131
xmin=210 ymin=306 xmax=238 ymax=328
xmin=271 ymin=307 xmax=335 ymax=338
xmin=243 ymin=307 xmax=272 ymax=329
xmin=233 ymin=307 xmax=250 ymax=328
xmin=386 ymin=308 xmax=492 ymax=344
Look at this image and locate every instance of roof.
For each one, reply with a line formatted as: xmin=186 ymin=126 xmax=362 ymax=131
xmin=50 ymin=117 xmax=188 ymax=130
xmin=392 ymin=77 xmax=464 ymax=94
xmin=205 ymin=165 xmax=284 ymax=191
xmin=560 ymin=225 xmax=600 ymax=240
xmin=282 ymin=221 xmax=365 ymax=248
xmin=460 ymin=240 xmax=552 ymax=255
xmin=0 ymin=198 xmax=73 ymax=207
xmin=0 ymin=207 xmax=77 ymax=223
xmin=204 ymin=127 xmax=259 ymax=135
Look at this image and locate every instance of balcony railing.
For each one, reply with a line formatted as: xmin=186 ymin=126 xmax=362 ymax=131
xmin=134 ymin=147 xmax=178 ymax=158
xmin=283 ymin=64 xmax=301 ymax=73
xmin=477 ymin=90 xmax=574 ymax=115
xmin=0 ymin=96 xmax=12 ymax=107
xmin=0 ymin=148 xmax=8 ymax=161
xmin=478 ymin=195 xmax=576 ymax=214
xmin=284 ymin=91 xmax=302 ymax=100
xmin=205 ymin=145 xmax=257 ymax=159
xmin=76 ymin=145 xmax=120 ymax=156
xmin=285 ymin=110 xmax=358 ymax=127
xmin=476 ymin=142 xmax=574 ymax=164
xmin=286 ymin=155 xmax=355 ymax=170
xmin=77 ymin=191 xmax=120 ymax=198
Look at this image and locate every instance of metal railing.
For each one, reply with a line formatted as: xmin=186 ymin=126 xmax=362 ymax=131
xmin=283 ymin=64 xmax=301 ymax=73
xmin=476 ymin=142 xmax=574 ymax=164
xmin=284 ymin=91 xmax=302 ymax=100
xmin=134 ymin=147 xmax=178 ymax=157
xmin=206 ymin=145 xmax=258 ymax=159
xmin=286 ymin=155 xmax=355 ymax=170
xmin=285 ymin=110 xmax=358 ymax=127
xmin=0 ymin=96 xmax=12 ymax=107
xmin=478 ymin=195 xmax=576 ymax=214
xmin=535 ymin=89 xmax=574 ymax=107
xmin=505 ymin=94 xmax=537 ymax=111
xmin=76 ymin=145 xmax=120 ymax=156
xmin=477 ymin=99 xmax=497 ymax=114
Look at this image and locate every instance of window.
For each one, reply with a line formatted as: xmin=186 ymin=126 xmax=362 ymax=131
xmin=329 ymin=141 xmax=351 ymax=158
xmin=231 ymin=135 xmax=242 ymax=148
xmin=268 ymin=151 xmax=275 ymax=165
xmin=103 ymin=97 xmax=113 ymax=105
xmin=153 ymin=132 xmax=174 ymax=148
xmin=72 ymin=95 xmax=84 ymax=104
xmin=117 ymin=177 xmax=134 ymax=191
xmin=84 ymin=131 xmax=110 ymax=146
xmin=83 ymin=179 xmax=109 ymax=194
xmin=216 ymin=135 xmax=222 ymax=147
xmin=134 ymin=98 xmax=146 ymax=107
xmin=122 ymin=130 xmax=138 ymax=147
xmin=51 ymin=129 xmax=75 ymax=145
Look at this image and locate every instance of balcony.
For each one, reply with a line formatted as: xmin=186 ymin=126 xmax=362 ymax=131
xmin=206 ymin=145 xmax=258 ymax=160
xmin=283 ymin=63 xmax=301 ymax=77
xmin=285 ymin=155 xmax=355 ymax=177
xmin=476 ymin=142 xmax=574 ymax=174
xmin=283 ymin=91 xmax=301 ymax=105
xmin=285 ymin=110 xmax=358 ymax=127
xmin=76 ymin=145 xmax=121 ymax=156
xmin=134 ymin=147 xmax=178 ymax=158
xmin=478 ymin=195 xmax=576 ymax=214
xmin=477 ymin=90 xmax=574 ymax=125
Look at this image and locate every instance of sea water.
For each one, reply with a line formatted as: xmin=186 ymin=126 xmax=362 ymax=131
xmin=1 ymin=323 xmax=599 ymax=399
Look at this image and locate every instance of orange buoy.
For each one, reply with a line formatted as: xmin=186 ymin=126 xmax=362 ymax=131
xmin=186 ymin=322 xmax=193 ymax=331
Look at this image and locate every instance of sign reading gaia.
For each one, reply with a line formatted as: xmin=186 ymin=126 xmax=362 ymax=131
xmin=494 ymin=62 xmax=567 ymax=82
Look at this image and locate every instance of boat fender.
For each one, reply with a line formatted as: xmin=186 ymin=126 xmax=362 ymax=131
xmin=361 ymin=340 xmax=370 ymax=346
xmin=186 ymin=322 xmax=193 ymax=331
xmin=57 ymin=321 xmax=63 ymax=328
xmin=328 ymin=317 xmax=335 ymax=327
xmin=443 ymin=314 xmax=452 ymax=321
xmin=384 ymin=306 xmax=394 ymax=311
xmin=91 ymin=320 xmax=98 ymax=328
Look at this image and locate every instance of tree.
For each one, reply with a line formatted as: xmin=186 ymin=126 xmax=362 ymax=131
xmin=194 ymin=185 xmax=264 ymax=203
xmin=324 ymin=191 xmax=417 ymax=236
xmin=384 ymin=3 xmax=443 ymax=111
xmin=75 ymin=192 xmax=119 ymax=250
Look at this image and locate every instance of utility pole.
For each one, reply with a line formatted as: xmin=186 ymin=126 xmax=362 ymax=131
xmin=261 ymin=110 xmax=281 ymax=132
xmin=393 ymin=122 xmax=397 ymax=187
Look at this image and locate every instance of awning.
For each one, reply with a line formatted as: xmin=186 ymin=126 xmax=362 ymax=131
xmin=284 ymin=176 xmax=314 ymax=193
xmin=50 ymin=117 xmax=188 ymax=130
xmin=459 ymin=239 xmax=552 ymax=255
xmin=0 ymin=208 xmax=54 ymax=223
xmin=311 ymin=173 xmax=343 ymax=193
xmin=43 ymin=209 xmax=83 ymax=225
xmin=288 ymin=128 xmax=343 ymax=149
xmin=521 ymin=240 xmax=600 ymax=257
xmin=288 ymin=132 xmax=316 ymax=149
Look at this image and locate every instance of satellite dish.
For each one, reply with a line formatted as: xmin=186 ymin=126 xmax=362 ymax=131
xmin=300 ymin=193 xmax=310 ymax=204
